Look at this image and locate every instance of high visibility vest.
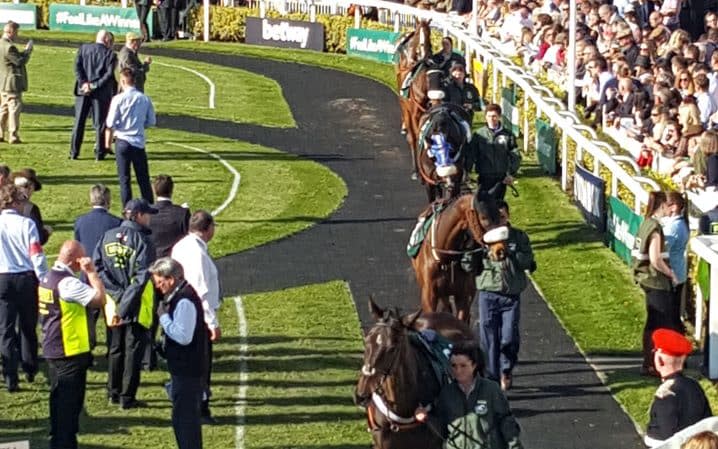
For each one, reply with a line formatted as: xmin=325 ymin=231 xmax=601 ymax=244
xmin=38 ymin=269 xmax=91 ymax=358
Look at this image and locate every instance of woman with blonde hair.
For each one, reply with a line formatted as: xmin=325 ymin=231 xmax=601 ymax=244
xmin=675 ymin=69 xmax=695 ymax=98
xmin=676 ymin=98 xmax=703 ymax=158
xmin=682 ymin=431 xmax=718 ymax=449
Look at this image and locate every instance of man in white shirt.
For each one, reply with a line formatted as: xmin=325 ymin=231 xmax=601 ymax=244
xmin=171 ymin=210 xmax=220 ymax=424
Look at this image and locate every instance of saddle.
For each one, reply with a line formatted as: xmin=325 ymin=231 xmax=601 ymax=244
xmin=409 ymin=330 xmax=453 ymax=390
xmin=407 ymin=201 xmax=447 ymax=258
xmin=399 ymin=60 xmax=429 ymax=98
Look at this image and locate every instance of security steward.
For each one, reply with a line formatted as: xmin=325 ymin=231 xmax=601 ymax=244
xmin=94 ymin=198 xmax=157 ymax=409
xmin=39 ymin=240 xmax=106 ymax=449
xmin=473 ymin=200 xmax=535 ymax=391
xmin=644 ymin=328 xmax=712 ymax=447
xmin=444 ymin=61 xmax=482 ymax=125
xmin=470 ymin=103 xmax=521 ymax=200
xmin=150 ymin=257 xmax=208 ymax=449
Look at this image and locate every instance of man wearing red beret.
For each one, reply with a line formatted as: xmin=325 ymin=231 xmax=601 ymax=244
xmin=644 ymin=329 xmax=712 ymax=447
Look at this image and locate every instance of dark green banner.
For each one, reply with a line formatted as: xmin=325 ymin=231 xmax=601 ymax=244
xmin=0 ymin=3 xmax=37 ymax=28
xmin=535 ymin=118 xmax=557 ymax=175
xmin=606 ymin=196 xmax=643 ymax=265
xmin=49 ymin=4 xmax=150 ymax=34
xmin=346 ymin=28 xmax=400 ymax=63
xmin=500 ymin=86 xmax=519 ymax=136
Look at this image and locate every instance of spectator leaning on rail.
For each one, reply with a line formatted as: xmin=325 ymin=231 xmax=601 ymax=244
xmin=39 ymin=240 xmax=106 ymax=449
xmin=150 ymin=257 xmax=208 ymax=449
xmin=94 ymin=198 xmax=157 ymax=409
xmin=0 ymin=21 xmax=32 ymax=145
xmin=469 ymin=103 xmax=521 ymax=200
xmin=0 ymin=183 xmax=47 ymax=392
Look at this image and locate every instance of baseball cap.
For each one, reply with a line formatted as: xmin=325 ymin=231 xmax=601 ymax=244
xmin=124 ymin=198 xmax=158 ymax=216
xmin=652 ymin=328 xmax=693 ymax=357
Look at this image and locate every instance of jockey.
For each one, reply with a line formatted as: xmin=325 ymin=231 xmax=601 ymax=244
xmin=428 ymin=121 xmax=457 ymax=178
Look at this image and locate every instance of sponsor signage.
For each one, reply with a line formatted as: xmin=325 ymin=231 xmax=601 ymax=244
xmin=573 ymin=164 xmax=606 ymax=232
xmin=49 ymin=4 xmax=150 ymax=35
xmin=535 ymin=118 xmax=557 ymax=175
xmin=500 ymin=86 xmax=520 ymax=137
xmin=346 ymin=28 xmax=399 ymax=63
xmin=245 ymin=17 xmax=324 ymax=51
xmin=0 ymin=4 xmax=37 ymax=28
xmin=606 ymin=196 xmax=643 ymax=265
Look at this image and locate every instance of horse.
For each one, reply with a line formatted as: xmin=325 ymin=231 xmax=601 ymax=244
xmin=354 ymin=297 xmax=474 ymax=449
xmin=410 ymin=193 xmax=508 ymax=323
xmin=415 ymin=101 xmax=472 ymax=202
xmin=395 ymin=19 xmax=432 ymax=180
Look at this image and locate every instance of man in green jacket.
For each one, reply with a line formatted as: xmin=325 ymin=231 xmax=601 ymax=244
xmin=470 ymin=103 xmax=520 ymax=200
xmin=0 ymin=21 xmax=32 ymax=144
xmin=474 ymin=201 xmax=535 ymax=391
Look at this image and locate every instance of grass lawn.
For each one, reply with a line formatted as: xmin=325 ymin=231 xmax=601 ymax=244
xmin=29 ymin=46 xmax=295 ymax=127
xmin=2 ymin=113 xmax=346 ymax=258
xmin=0 ymin=281 xmax=367 ymax=449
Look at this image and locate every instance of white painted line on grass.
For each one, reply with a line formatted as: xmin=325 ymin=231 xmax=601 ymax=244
xmin=165 ymin=142 xmax=240 ymax=217
xmin=233 ymin=296 xmax=249 ymax=449
xmin=154 ymin=61 xmax=216 ymax=109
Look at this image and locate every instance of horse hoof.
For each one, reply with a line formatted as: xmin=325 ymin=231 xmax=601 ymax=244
xmin=411 ymin=172 xmax=418 ymax=181
xmin=401 ymin=128 xmax=407 ymax=135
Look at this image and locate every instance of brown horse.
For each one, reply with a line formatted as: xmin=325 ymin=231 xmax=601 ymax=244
xmin=395 ymin=19 xmax=432 ymax=180
xmin=411 ymin=193 xmax=508 ymax=323
xmin=415 ymin=102 xmax=472 ymax=202
xmin=354 ymin=297 xmax=474 ymax=449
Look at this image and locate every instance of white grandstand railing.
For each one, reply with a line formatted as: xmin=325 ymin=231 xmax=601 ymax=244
xmin=243 ymin=0 xmax=660 ymax=212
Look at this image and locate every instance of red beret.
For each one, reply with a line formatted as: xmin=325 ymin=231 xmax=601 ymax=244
xmin=652 ymin=329 xmax=693 ymax=357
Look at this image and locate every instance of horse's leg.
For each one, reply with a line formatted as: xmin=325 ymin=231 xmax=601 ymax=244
xmin=407 ymin=118 xmax=419 ymax=181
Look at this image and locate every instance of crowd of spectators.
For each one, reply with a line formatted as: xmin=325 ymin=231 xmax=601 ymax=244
xmin=422 ymin=0 xmax=718 ymax=195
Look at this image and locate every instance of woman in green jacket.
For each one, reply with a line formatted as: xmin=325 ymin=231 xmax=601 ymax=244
xmin=415 ymin=342 xmax=523 ymax=449
xmin=632 ymin=191 xmax=680 ymax=376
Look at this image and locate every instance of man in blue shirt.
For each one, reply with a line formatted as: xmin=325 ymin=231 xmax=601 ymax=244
xmin=105 ymin=68 xmax=156 ymax=207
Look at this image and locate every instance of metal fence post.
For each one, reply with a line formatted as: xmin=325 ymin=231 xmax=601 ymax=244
xmin=523 ymin=93 xmax=529 ymax=154
xmin=394 ymin=12 xmax=400 ymax=33
xmin=260 ymin=0 xmax=266 ymax=18
xmin=354 ymin=6 xmax=361 ymax=29
xmin=309 ymin=1 xmax=316 ymax=22
xmin=562 ymin=134 xmax=569 ymax=191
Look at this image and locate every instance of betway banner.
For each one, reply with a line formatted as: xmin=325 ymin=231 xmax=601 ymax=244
xmin=573 ymin=164 xmax=606 ymax=232
xmin=0 ymin=4 xmax=37 ymax=28
xmin=49 ymin=4 xmax=150 ymax=35
xmin=245 ymin=17 xmax=324 ymax=51
xmin=346 ymin=28 xmax=399 ymax=63
xmin=606 ymin=196 xmax=643 ymax=265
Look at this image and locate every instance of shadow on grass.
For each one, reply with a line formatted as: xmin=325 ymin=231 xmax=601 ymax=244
xmin=241 ymin=410 xmax=362 ymax=426
xmin=251 ymin=446 xmax=368 ymax=449
xmin=529 ymin=223 xmax=604 ymax=250
xmin=213 ymin=354 xmax=359 ymax=373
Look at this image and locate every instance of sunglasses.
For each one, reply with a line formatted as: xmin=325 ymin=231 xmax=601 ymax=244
xmin=680 ymin=78 xmax=690 ymax=81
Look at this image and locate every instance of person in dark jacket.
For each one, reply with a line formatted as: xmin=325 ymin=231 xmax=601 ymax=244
xmin=11 ymin=168 xmax=51 ymax=245
xmin=444 ymin=61 xmax=482 ymax=125
xmin=470 ymin=103 xmax=521 ymax=199
xmin=118 ymin=32 xmax=151 ymax=93
xmin=143 ymin=174 xmax=189 ymax=371
xmin=432 ymin=37 xmax=466 ymax=76
xmin=94 ymin=198 xmax=157 ymax=409
xmin=644 ymin=329 xmax=712 ymax=447
xmin=618 ymin=29 xmax=640 ymax=67
xmin=70 ymin=30 xmax=116 ymax=161
xmin=415 ymin=342 xmax=523 ymax=449
xmin=73 ymin=184 xmax=122 ymax=258
xmin=150 ymin=257 xmax=208 ymax=449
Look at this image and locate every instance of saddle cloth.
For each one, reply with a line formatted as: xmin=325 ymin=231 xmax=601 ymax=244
xmin=407 ymin=202 xmax=446 ymax=258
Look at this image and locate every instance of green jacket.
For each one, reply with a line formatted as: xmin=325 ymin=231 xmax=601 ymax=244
xmin=0 ymin=36 xmax=30 ymax=94
xmin=471 ymin=126 xmax=521 ymax=178
xmin=429 ymin=376 xmax=523 ymax=449
xmin=475 ymin=227 xmax=534 ymax=295
xmin=632 ymin=217 xmax=672 ymax=291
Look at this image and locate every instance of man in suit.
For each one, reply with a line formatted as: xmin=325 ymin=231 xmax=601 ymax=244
xmin=633 ymin=0 xmax=656 ymax=29
xmin=73 ymin=184 xmax=122 ymax=258
xmin=0 ymin=21 xmax=32 ymax=145
xmin=70 ymin=30 xmax=116 ymax=161
xmin=119 ymin=32 xmax=151 ymax=93
xmin=143 ymin=174 xmax=189 ymax=370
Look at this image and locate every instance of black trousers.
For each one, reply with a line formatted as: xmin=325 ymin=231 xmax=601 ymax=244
xmin=48 ymin=353 xmax=91 ymax=449
xmin=107 ymin=322 xmax=147 ymax=403
xmin=135 ymin=3 xmax=152 ymax=41
xmin=70 ymin=92 xmax=111 ymax=158
xmin=201 ymin=336 xmax=214 ymax=415
xmin=159 ymin=6 xmax=178 ymax=40
xmin=115 ymin=139 xmax=153 ymax=207
xmin=171 ymin=374 xmax=203 ymax=449
xmin=0 ymin=272 xmax=39 ymax=382
xmin=642 ymin=286 xmax=682 ymax=368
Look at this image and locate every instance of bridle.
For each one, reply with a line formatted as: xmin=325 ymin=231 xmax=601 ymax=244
xmin=360 ymin=321 xmax=429 ymax=433
xmin=429 ymin=199 xmax=486 ymax=262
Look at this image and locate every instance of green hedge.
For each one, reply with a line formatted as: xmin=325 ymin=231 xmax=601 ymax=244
xmin=188 ymin=6 xmax=443 ymax=52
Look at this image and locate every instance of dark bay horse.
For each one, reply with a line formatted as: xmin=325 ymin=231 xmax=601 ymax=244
xmin=395 ymin=19 xmax=432 ymax=180
xmin=416 ymin=102 xmax=472 ymax=202
xmin=411 ymin=193 xmax=508 ymax=323
xmin=354 ymin=297 xmax=474 ymax=449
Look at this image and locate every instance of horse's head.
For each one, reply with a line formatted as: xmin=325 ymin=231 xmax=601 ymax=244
xmin=354 ymin=297 xmax=422 ymax=407
xmin=416 ymin=19 xmax=432 ymax=62
xmin=467 ymin=193 xmax=510 ymax=261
